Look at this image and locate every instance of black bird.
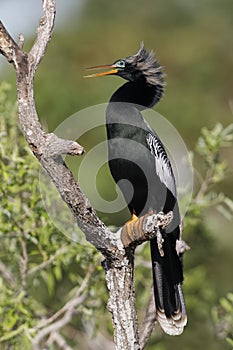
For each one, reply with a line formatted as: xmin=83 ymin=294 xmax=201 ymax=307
xmin=85 ymin=43 xmax=187 ymax=335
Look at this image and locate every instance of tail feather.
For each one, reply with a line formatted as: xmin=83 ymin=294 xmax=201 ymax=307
xmin=150 ymin=231 xmax=187 ymax=335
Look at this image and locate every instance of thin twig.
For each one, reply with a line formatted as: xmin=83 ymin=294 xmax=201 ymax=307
xmin=195 ymin=166 xmax=213 ymax=202
xmin=34 ymin=270 xmax=91 ymax=332
xmin=0 ymin=260 xmax=15 ymax=288
xmin=31 ymin=271 xmax=91 ymax=348
xmin=28 ymin=245 xmax=68 ymax=276
xmin=19 ymin=231 xmax=28 ymax=291
xmin=139 ymin=288 xmax=157 ymax=349
xmin=46 ymin=331 xmax=73 ymax=350
xmin=32 ymin=293 xmax=86 ymax=349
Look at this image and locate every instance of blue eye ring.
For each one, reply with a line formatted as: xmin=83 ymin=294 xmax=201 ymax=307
xmin=116 ymin=60 xmax=126 ymax=68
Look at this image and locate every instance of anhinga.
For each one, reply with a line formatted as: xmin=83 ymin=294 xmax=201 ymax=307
xmin=86 ymin=43 xmax=187 ymax=335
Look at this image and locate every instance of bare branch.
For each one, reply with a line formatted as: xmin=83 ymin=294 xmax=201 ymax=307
xmin=43 ymin=133 xmax=84 ymax=157
xmin=29 ymin=0 xmax=56 ymax=72
xmin=0 ymin=21 xmax=20 ymax=67
xmin=139 ymin=288 xmax=157 ymax=349
xmin=47 ymin=331 xmax=73 ymax=350
xmin=176 ymin=238 xmax=190 ymax=255
xmin=104 ymin=254 xmax=140 ymax=350
xmin=0 ymin=2 xmax=188 ymax=349
xmin=31 ymin=272 xmax=90 ymax=348
xmin=18 ymin=33 xmax=25 ymax=50
xmin=0 ymin=0 xmax=175 ymax=264
xmin=0 ymin=3 xmax=115 ymax=256
xmin=28 ymin=245 xmax=68 ymax=276
xmin=34 ymin=271 xmax=91 ymax=332
xmin=32 ymin=293 xmax=86 ymax=349
xmin=19 ymin=232 xmax=28 ymax=291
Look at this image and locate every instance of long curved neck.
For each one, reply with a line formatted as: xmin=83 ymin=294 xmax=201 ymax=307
xmin=109 ymin=77 xmax=163 ymax=109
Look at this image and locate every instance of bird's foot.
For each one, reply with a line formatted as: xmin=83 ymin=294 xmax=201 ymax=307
xmin=121 ymin=214 xmax=139 ymax=246
xmin=126 ymin=213 xmax=138 ymax=224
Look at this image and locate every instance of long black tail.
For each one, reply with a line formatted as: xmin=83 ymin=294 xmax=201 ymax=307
xmin=150 ymin=228 xmax=187 ymax=335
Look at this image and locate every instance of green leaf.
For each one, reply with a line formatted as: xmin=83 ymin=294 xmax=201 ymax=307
xmin=220 ymin=297 xmax=233 ymax=313
xmin=224 ymin=197 xmax=233 ymax=213
xmin=226 ymin=337 xmax=233 ymax=347
xmin=216 ymin=204 xmax=232 ymax=220
xmin=0 ymin=325 xmax=25 ymax=342
xmin=227 ymin=293 xmax=233 ymax=303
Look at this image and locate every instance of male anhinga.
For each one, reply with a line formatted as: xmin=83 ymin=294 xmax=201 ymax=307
xmin=86 ymin=43 xmax=187 ymax=335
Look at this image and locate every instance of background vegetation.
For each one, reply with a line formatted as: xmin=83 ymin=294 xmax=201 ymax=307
xmin=0 ymin=0 xmax=233 ymax=349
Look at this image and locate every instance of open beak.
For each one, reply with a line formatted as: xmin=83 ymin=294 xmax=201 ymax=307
xmin=84 ymin=64 xmax=118 ymax=78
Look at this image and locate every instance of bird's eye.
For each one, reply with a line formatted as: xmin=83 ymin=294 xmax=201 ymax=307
xmin=116 ymin=60 xmax=125 ymax=68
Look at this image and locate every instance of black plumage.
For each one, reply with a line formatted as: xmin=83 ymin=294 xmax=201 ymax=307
xmin=86 ymin=43 xmax=187 ymax=335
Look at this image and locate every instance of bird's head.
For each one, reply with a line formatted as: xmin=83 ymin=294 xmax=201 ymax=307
xmin=85 ymin=42 xmax=164 ymax=87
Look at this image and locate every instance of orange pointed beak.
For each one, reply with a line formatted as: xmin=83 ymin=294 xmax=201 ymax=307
xmin=84 ymin=64 xmax=118 ymax=78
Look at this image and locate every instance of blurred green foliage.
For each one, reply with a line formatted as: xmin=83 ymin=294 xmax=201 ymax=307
xmin=0 ymin=83 xmax=107 ymax=349
xmin=0 ymin=83 xmax=232 ymax=348
xmin=212 ymin=293 xmax=233 ymax=348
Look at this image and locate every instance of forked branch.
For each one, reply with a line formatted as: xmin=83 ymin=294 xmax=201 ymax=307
xmin=0 ymin=2 xmax=183 ymax=349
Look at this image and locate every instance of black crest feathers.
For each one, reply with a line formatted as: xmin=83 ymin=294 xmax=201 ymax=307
xmin=126 ymin=42 xmax=165 ymax=86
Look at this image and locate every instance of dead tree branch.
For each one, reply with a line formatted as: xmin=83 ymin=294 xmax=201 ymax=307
xmin=139 ymin=289 xmax=157 ymax=349
xmin=34 ymin=270 xmax=91 ymax=333
xmin=46 ymin=331 xmax=73 ymax=350
xmin=0 ymin=2 xmax=185 ymax=349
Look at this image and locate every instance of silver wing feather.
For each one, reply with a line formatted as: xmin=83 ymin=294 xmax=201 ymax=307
xmin=146 ymin=132 xmax=177 ymax=198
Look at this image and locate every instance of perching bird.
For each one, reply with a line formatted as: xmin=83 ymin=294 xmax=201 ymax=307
xmin=85 ymin=43 xmax=187 ymax=335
